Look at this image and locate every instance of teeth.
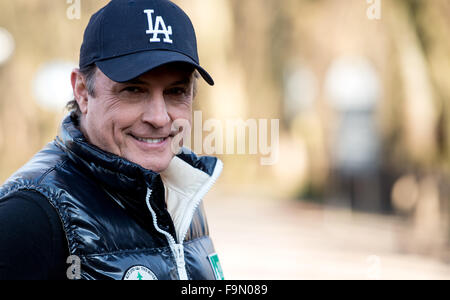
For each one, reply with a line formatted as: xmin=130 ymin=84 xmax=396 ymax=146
xmin=136 ymin=137 xmax=165 ymax=144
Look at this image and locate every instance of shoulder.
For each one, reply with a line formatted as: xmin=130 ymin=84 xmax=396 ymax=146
xmin=3 ymin=142 xmax=70 ymax=185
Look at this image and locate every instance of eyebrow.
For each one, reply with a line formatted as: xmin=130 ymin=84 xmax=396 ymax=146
xmin=169 ymin=77 xmax=192 ymax=86
xmin=121 ymin=78 xmax=147 ymax=85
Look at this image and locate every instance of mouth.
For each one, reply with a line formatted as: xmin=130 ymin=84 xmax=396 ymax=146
xmin=134 ymin=136 xmax=167 ymax=144
xmin=129 ymin=133 xmax=172 ymax=148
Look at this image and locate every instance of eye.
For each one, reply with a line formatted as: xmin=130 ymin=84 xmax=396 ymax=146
xmin=166 ymin=87 xmax=188 ymax=96
xmin=122 ymin=86 xmax=145 ymax=94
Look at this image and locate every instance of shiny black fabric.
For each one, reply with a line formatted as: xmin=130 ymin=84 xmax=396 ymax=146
xmin=0 ymin=115 xmax=220 ymax=280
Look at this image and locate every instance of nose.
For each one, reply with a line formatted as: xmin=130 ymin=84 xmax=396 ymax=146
xmin=142 ymin=92 xmax=171 ymax=129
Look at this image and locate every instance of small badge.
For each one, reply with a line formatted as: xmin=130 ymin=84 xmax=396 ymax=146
xmin=208 ymin=253 xmax=225 ymax=280
xmin=123 ymin=266 xmax=158 ymax=280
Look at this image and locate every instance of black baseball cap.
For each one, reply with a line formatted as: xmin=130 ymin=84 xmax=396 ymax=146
xmin=79 ymin=0 xmax=214 ymax=85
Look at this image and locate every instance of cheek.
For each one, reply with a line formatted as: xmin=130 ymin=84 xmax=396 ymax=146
xmin=86 ymin=97 xmax=136 ymax=146
xmin=168 ymin=103 xmax=193 ymax=124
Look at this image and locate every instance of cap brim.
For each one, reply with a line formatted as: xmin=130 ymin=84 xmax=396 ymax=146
xmin=95 ymin=50 xmax=214 ymax=86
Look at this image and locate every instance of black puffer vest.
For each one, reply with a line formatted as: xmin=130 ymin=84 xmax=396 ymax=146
xmin=0 ymin=115 xmax=224 ymax=280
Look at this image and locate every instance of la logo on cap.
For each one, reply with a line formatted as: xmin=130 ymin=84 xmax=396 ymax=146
xmin=144 ymin=9 xmax=173 ymax=44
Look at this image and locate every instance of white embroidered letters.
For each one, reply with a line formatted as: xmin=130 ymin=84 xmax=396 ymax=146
xmin=144 ymin=9 xmax=173 ymax=44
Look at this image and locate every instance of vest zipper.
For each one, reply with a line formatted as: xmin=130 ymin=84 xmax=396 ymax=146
xmin=145 ymin=188 xmax=188 ymax=280
xmin=178 ymin=159 xmax=224 ymax=244
xmin=145 ymin=159 xmax=223 ymax=280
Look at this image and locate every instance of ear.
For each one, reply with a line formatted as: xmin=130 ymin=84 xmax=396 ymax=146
xmin=71 ymin=69 xmax=89 ymax=114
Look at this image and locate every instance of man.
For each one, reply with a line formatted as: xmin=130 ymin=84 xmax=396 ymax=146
xmin=0 ymin=0 xmax=224 ymax=280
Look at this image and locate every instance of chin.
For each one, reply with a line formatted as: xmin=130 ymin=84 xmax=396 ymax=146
xmin=126 ymin=147 xmax=175 ymax=173
xmin=139 ymin=157 xmax=173 ymax=173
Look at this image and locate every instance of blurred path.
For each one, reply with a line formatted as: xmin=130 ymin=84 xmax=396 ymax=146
xmin=204 ymin=191 xmax=450 ymax=280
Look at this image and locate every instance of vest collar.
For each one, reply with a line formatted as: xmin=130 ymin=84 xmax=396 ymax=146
xmin=56 ymin=114 xmax=155 ymax=191
xmin=161 ymin=155 xmax=223 ymax=242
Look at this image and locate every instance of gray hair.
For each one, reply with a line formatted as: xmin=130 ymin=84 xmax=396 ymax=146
xmin=66 ymin=64 xmax=97 ymax=117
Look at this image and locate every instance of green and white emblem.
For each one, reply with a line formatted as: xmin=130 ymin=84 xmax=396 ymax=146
xmin=123 ymin=266 xmax=158 ymax=280
xmin=208 ymin=253 xmax=225 ymax=280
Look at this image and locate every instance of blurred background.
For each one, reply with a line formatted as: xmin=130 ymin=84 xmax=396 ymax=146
xmin=1 ymin=0 xmax=450 ymax=279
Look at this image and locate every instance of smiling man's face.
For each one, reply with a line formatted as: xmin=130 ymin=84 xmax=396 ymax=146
xmin=72 ymin=63 xmax=195 ymax=173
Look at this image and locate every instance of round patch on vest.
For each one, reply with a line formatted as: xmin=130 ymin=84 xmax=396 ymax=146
xmin=123 ymin=266 xmax=158 ymax=280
